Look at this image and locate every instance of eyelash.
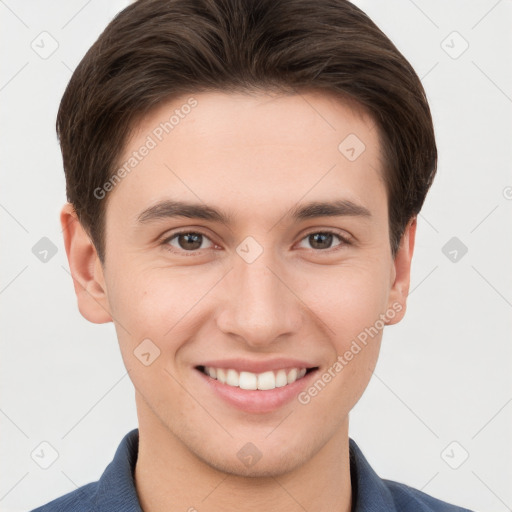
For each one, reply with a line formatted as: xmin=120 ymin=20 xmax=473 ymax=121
xmin=161 ymin=229 xmax=352 ymax=255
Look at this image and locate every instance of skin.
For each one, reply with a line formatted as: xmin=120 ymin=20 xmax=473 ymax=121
xmin=61 ymin=89 xmax=416 ymax=512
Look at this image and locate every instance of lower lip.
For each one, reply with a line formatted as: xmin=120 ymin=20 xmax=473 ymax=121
xmin=195 ymin=367 xmax=319 ymax=414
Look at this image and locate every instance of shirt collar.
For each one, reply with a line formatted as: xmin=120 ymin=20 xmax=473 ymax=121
xmin=93 ymin=428 xmax=397 ymax=512
xmin=93 ymin=428 xmax=143 ymax=512
xmin=349 ymin=437 xmax=397 ymax=510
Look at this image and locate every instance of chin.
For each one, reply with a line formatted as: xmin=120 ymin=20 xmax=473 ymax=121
xmin=208 ymin=456 xmax=302 ymax=479
xmin=191 ymin=440 xmax=307 ymax=479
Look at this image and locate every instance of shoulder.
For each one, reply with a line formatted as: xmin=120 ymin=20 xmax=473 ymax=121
xmin=28 ymin=429 xmax=141 ymax=512
xmin=383 ymin=478 xmax=474 ymax=512
xmin=348 ymin=438 xmax=475 ymax=512
xmin=28 ymin=481 xmax=97 ymax=512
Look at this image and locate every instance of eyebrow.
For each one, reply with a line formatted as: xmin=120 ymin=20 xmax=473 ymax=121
xmin=136 ymin=198 xmax=371 ymax=225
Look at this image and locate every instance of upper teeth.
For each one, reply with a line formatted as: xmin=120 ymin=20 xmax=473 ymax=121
xmin=203 ymin=367 xmax=307 ymax=390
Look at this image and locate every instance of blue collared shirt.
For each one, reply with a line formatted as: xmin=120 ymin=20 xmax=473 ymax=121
xmin=30 ymin=429 xmax=473 ymax=511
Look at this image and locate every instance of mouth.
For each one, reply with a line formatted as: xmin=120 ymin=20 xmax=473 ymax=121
xmin=195 ymin=365 xmax=319 ymax=391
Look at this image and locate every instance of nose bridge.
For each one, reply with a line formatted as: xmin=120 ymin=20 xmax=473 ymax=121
xmin=217 ymin=241 xmax=301 ymax=345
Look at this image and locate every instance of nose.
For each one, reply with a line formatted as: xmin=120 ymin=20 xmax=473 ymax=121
xmin=215 ymin=246 xmax=303 ymax=348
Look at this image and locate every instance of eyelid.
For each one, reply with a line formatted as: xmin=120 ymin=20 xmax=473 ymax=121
xmin=161 ymin=229 xmax=217 ymax=252
xmin=161 ymin=227 xmax=353 ymax=254
xmin=296 ymin=228 xmax=352 ymax=250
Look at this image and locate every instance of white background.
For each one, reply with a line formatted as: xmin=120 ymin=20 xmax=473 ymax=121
xmin=1 ymin=1 xmax=511 ymax=511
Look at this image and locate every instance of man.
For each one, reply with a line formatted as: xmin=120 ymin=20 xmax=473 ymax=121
xmin=32 ymin=0 xmax=474 ymax=510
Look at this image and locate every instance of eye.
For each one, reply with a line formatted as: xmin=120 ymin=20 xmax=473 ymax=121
xmin=163 ymin=231 xmax=215 ymax=254
xmin=297 ymin=230 xmax=351 ymax=251
xmin=161 ymin=228 xmax=351 ymax=256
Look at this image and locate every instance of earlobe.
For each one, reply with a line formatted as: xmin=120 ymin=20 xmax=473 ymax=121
xmin=60 ymin=203 xmax=112 ymax=324
xmin=386 ymin=217 xmax=417 ymax=325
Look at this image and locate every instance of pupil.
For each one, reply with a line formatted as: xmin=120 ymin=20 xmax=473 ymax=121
xmin=310 ymin=233 xmax=332 ymax=249
xmin=180 ymin=233 xmax=202 ymax=250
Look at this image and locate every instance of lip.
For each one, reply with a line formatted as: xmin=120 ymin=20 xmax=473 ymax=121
xmin=194 ymin=366 xmax=320 ymax=414
xmin=197 ymin=357 xmax=317 ymax=374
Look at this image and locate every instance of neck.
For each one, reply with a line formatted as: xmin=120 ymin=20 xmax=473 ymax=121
xmin=134 ymin=394 xmax=352 ymax=512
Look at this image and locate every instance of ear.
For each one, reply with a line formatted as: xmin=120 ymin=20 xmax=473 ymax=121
xmin=60 ymin=203 xmax=112 ymax=324
xmin=385 ymin=216 xmax=417 ymax=325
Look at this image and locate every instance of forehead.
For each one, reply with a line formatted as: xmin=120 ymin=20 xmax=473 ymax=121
xmin=107 ymin=89 xmax=386 ymax=228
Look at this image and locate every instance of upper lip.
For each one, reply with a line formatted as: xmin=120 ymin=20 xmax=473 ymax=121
xmin=196 ymin=357 xmax=318 ymax=374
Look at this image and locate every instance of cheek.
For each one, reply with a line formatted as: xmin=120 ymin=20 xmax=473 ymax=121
xmin=103 ymin=263 xmax=164 ymax=359
xmin=300 ymin=260 xmax=389 ymax=399
xmin=106 ymin=242 xmax=392 ymax=351
xmin=106 ymin=263 xmax=217 ymax=345
xmin=301 ymin=260 xmax=391 ymax=339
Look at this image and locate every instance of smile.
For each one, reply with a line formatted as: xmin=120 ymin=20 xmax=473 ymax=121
xmin=197 ymin=365 xmax=316 ymax=391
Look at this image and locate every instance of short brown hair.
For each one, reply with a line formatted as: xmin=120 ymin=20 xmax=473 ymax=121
xmin=57 ymin=0 xmax=437 ymax=263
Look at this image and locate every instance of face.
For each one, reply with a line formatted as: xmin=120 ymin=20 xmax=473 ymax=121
xmin=63 ymin=89 xmax=414 ymax=477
